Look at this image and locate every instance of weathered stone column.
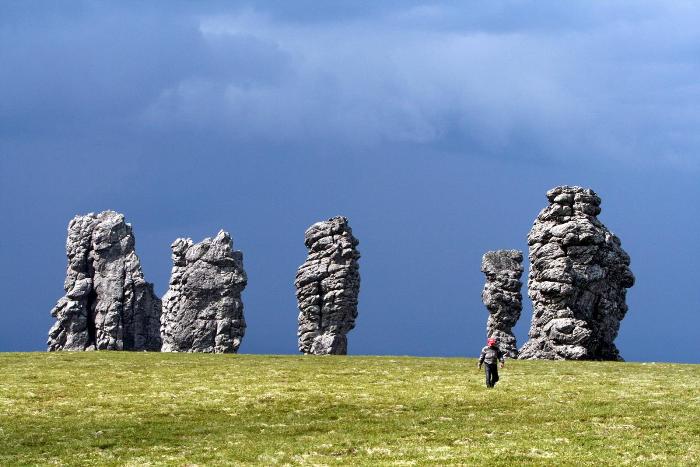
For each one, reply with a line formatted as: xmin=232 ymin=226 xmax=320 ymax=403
xmin=161 ymin=230 xmax=247 ymax=353
xmin=48 ymin=211 xmax=161 ymax=351
xmin=519 ymin=186 xmax=635 ymax=360
xmin=481 ymin=250 xmax=523 ymax=358
xmin=296 ymin=216 xmax=360 ymax=355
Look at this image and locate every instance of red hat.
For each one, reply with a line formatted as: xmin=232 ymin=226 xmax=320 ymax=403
xmin=487 ymin=337 xmax=497 ymax=346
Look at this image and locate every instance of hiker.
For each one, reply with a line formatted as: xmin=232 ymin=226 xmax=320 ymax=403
xmin=478 ymin=337 xmax=505 ymax=388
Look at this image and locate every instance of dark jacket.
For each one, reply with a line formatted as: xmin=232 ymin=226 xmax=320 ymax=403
xmin=479 ymin=345 xmax=505 ymax=365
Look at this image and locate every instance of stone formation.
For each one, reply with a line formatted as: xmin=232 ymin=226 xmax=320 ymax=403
xmin=481 ymin=249 xmax=523 ymax=358
xmin=519 ymin=186 xmax=635 ymax=360
xmin=296 ymin=216 xmax=361 ymax=355
xmin=161 ymin=230 xmax=247 ymax=353
xmin=48 ymin=211 xmax=161 ymax=351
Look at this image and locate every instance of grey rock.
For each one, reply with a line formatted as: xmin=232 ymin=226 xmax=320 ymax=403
xmin=519 ymin=186 xmax=635 ymax=360
xmin=48 ymin=211 xmax=161 ymax=351
xmin=481 ymin=250 xmax=523 ymax=358
xmin=160 ymin=230 xmax=247 ymax=353
xmin=296 ymin=216 xmax=360 ymax=355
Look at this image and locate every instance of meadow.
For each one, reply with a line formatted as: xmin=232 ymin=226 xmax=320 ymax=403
xmin=0 ymin=353 xmax=698 ymax=465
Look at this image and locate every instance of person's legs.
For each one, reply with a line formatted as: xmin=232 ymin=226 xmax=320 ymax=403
xmin=484 ymin=364 xmax=492 ymax=387
xmin=492 ymin=365 xmax=499 ymax=386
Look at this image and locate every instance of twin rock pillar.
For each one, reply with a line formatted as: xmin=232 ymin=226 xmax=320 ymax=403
xmin=482 ymin=186 xmax=634 ymax=361
xmin=48 ymin=213 xmax=248 ymax=353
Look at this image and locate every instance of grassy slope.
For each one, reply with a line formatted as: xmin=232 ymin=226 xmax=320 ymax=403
xmin=0 ymin=353 xmax=698 ymax=466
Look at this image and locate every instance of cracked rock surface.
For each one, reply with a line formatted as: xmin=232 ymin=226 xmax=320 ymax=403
xmin=481 ymin=250 xmax=523 ymax=358
xmin=296 ymin=216 xmax=360 ymax=355
xmin=519 ymin=186 xmax=635 ymax=360
xmin=48 ymin=211 xmax=161 ymax=351
xmin=161 ymin=230 xmax=247 ymax=353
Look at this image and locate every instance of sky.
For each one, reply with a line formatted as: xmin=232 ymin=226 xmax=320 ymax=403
xmin=1 ymin=1 xmax=698 ymax=363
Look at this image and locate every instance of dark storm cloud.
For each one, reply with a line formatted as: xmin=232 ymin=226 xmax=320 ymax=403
xmin=2 ymin=1 xmax=700 ymax=167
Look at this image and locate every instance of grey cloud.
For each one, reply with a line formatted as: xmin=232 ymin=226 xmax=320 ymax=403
xmin=0 ymin=5 xmax=201 ymax=136
xmin=1 ymin=2 xmax=699 ymax=169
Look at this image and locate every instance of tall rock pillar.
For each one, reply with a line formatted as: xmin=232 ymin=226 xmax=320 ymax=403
xmin=161 ymin=231 xmax=247 ymax=353
xmin=481 ymin=250 xmax=523 ymax=358
xmin=48 ymin=211 xmax=161 ymax=351
xmin=519 ymin=186 xmax=635 ymax=360
xmin=296 ymin=216 xmax=360 ymax=355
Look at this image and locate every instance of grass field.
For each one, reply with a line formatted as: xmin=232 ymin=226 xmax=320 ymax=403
xmin=0 ymin=353 xmax=698 ymax=466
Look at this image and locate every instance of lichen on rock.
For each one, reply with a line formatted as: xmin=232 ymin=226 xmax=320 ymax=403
xmin=160 ymin=230 xmax=247 ymax=353
xmin=48 ymin=211 xmax=161 ymax=351
xmin=296 ymin=216 xmax=360 ymax=355
xmin=519 ymin=186 xmax=635 ymax=360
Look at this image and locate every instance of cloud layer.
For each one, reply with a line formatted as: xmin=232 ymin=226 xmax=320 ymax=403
xmin=2 ymin=1 xmax=700 ymax=168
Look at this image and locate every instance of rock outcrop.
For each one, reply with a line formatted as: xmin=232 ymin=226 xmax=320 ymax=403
xmin=48 ymin=211 xmax=161 ymax=351
xmin=481 ymin=250 xmax=523 ymax=358
xmin=519 ymin=186 xmax=635 ymax=360
xmin=296 ymin=216 xmax=360 ymax=355
xmin=160 ymin=230 xmax=247 ymax=353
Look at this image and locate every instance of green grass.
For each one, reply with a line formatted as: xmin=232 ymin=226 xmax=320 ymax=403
xmin=0 ymin=353 xmax=698 ymax=466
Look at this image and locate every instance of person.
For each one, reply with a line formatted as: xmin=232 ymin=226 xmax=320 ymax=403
xmin=478 ymin=337 xmax=505 ymax=388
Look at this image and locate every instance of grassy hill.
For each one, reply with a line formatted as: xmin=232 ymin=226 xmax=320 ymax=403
xmin=0 ymin=353 xmax=697 ymax=466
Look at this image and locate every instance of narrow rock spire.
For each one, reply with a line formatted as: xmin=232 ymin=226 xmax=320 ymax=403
xmin=481 ymin=250 xmax=523 ymax=358
xmin=296 ymin=216 xmax=361 ymax=355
